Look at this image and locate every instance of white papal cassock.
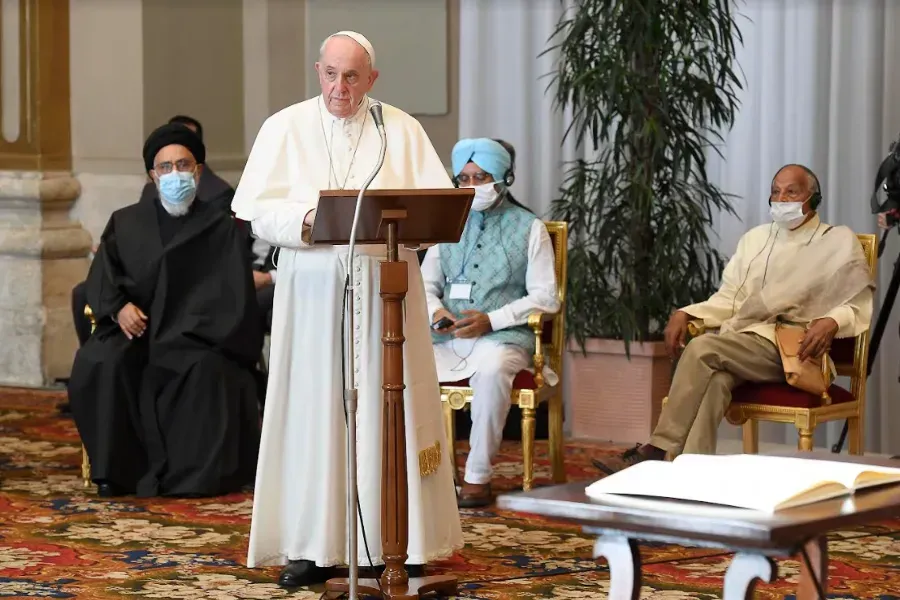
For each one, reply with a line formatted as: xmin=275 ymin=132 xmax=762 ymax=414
xmin=232 ymin=95 xmax=463 ymax=568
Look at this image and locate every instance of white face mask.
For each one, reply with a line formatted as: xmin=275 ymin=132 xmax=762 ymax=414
xmin=769 ymin=201 xmax=806 ymax=229
xmin=470 ymin=182 xmax=501 ymax=211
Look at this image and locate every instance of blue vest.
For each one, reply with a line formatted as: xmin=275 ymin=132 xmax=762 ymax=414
xmin=433 ymin=200 xmax=537 ymax=354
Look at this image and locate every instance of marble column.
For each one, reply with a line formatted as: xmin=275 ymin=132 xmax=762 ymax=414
xmin=0 ymin=0 xmax=91 ymax=385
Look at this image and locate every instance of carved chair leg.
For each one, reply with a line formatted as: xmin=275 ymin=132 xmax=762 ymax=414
xmin=549 ymin=394 xmax=565 ymax=484
xmin=441 ymin=400 xmax=459 ymax=485
xmin=797 ymin=428 xmax=814 ymax=451
xmin=847 ymin=417 xmax=863 ymax=455
xmin=81 ymin=445 xmax=92 ymax=488
xmin=797 ymin=537 xmax=828 ymax=600
xmin=723 ymin=553 xmax=776 ymax=600
xmin=521 ymin=407 xmax=536 ymax=491
xmin=742 ymin=420 xmax=759 ymax=454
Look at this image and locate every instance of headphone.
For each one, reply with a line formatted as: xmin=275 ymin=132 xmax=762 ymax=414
xmin=769 ymin=164 xmax=823 ymax=210
xmin=492 ymin=138 xmax=517 ymax=187
xmin=452 ymin=139 xmax=517 ymax=187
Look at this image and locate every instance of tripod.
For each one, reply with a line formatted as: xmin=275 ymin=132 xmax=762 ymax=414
xmin=832 ymin=224 xmax=898 ymax=453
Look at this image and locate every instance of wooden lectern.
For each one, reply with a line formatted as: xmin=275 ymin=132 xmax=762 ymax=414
xmin=310 ymin=188 xmax=474 ymax=600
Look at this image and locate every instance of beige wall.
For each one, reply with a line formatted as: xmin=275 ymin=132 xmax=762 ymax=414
xmin=70 ymin=0 xmax=145 ymax=175
xmin=416 ymin=0 xmax=458 ymax=164
xmin=143 ymin=0 xmax=246 ymax=171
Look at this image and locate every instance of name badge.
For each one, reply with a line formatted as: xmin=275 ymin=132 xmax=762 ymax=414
xmin=449 ymin=283 xmax=472 ymax=300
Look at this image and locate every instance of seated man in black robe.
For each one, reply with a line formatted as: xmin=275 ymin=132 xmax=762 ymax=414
xmin=70 ymin=116 xmax=234 ymax=347
xmin=70 ymin=115 xmax=275 ymax=350
xmin=67 ymin=124 xmax=263 ymax=498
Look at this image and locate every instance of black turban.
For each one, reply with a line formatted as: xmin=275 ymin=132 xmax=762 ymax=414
xmin=142 ymin=123 xmax=206 ymax=172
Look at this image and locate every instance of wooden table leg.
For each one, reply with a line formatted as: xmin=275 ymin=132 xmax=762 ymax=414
xmin=723 ymin=553 xmax=776 ymax=600
xmin=797 ymin=537 xmax=827 ymax=600
xmin=593 ymin=535 xmax=641 ymax=600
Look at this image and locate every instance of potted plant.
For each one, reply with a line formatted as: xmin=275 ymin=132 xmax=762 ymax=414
xmin=546 ymin=0 xmax=744 ymax=442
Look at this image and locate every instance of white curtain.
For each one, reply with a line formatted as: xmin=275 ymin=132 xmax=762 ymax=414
xmin=458 ymin=0 xmax=575 ymax=217
xmin=458 ymin=0 xmax=900 ymax=454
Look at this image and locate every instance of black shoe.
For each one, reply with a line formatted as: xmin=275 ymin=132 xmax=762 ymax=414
xmin=591 ymin=444 xmax=663 ymax=475
xmin=278 ymin=560 xmax=333 ymax=588
xmin=96 ymin=482 xmax=129 ymax=498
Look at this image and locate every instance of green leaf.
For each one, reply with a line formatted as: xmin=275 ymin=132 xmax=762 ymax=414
xmin=547 ymin=0 xmax=743 ymax=347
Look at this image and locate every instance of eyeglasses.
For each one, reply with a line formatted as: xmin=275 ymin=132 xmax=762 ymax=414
xmin=456 ymin=171 xmax=493 ymax=185
xmin=154 ymin=159 xmax=196 ymax=175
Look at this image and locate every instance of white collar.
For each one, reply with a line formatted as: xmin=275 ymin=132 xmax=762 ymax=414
xmin=319 ymin=95 xmax=371 ymax=125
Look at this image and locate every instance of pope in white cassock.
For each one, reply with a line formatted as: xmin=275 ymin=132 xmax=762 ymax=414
xmin=231 ymin=31 xmax=463 ymax=588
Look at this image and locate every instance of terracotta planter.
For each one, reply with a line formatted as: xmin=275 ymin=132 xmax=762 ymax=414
xmin=566 ymin=338 xmax=672 ymax=444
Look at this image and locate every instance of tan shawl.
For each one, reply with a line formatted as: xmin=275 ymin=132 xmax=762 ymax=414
xmin=720 ymin=225 xmax=873 ymax=335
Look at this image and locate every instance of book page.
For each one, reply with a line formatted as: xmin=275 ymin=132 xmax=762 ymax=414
xmin=675 ymin=454 xmax=900 ymax=491
xmin=585 ymin=460 xmax=805 ymax=511
xmin=586 ymin=455 xmax=900 ymax=512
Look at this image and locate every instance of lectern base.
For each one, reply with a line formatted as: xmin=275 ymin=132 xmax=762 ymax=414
xmin=324 ymin=575 xmax=457 ymax=600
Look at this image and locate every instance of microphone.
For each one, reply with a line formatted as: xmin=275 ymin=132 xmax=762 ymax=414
xmin=369 ymin=101 xmax=385 ymax=130
xmin=344 ymin=98 xmax=387 ymax=600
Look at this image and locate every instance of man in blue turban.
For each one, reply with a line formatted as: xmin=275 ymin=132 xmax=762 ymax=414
xmin=421 ymin=138 xmax=561 ymax=507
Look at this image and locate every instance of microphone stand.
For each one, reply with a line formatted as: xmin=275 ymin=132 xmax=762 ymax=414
xmin=345 ymin=102 xmax=387 ymax=600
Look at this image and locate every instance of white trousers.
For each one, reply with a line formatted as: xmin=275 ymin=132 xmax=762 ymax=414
xmin=465 ymin=345 xmax=531 ymax=485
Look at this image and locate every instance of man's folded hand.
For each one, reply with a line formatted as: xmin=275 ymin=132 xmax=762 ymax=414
xmin=663 ymin=310 xmax=690 ymax=359
xmin=454 ymin=310 xmax=492 ymax=339
xmin=117 ymin=303 xmax=147 ymax=340
xmin=798 ymin=317 xmax=839 ymax=362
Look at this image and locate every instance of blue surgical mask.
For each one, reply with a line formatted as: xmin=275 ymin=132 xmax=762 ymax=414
xmin=158 ymin=171 xmax=197 ymax=205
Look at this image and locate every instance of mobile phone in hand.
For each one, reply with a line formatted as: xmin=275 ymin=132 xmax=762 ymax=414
xmin=432 ymin=317 xmax=454 ymax=331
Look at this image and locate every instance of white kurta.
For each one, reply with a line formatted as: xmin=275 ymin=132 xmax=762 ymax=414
xmin=232 ymin=96 xmax=463 ymax=568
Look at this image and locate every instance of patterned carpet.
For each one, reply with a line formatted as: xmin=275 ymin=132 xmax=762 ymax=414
xmin=2 ymin=387 xmax=900 ymax=599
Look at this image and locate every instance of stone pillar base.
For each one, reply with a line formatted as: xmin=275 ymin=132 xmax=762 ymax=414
xmin=0 ymin=171 xmax=91 ymax=386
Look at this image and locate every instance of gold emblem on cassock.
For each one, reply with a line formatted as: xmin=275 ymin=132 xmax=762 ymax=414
xmin=418 ymin=440 xmax=442 ymax=477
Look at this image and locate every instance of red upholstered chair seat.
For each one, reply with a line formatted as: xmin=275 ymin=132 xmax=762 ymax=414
xmin=731 ymin=382 xmax=855 ymax=409
xmin=441 ymin=370 xmax=537 ymax=390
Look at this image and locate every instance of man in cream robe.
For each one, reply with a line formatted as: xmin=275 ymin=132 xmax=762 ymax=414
xmin=592 ymin=164 xmax=874 ymax=473
xmin=231 ymin=31 xmax=462 ymax=588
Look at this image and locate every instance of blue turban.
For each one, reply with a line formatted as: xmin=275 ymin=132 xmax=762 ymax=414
xmin=451 ymin=138 xmax=512 ymax=184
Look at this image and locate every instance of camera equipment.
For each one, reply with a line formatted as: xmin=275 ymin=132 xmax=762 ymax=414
xmin=832 ymin=135 xmax=900 ymax=453
xmin=869 ymin=135 xmax=900 ymax=222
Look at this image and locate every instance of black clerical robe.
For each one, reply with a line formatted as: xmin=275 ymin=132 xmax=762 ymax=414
xmin=68 ymin=194 xmax=263 ymax=497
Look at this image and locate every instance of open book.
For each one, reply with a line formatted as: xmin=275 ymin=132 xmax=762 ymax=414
xmin=585 ymin=454 xmax=900 ymax=513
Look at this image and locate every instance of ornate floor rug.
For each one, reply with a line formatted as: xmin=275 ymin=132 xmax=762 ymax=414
xmin=1 ymin=387 xmax=900 ymax=599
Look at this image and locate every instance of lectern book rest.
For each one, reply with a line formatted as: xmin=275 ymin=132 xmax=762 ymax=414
xmin=310 ymin=188 xmax=475 ymax=246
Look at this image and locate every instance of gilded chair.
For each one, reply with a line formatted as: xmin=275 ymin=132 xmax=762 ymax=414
xmin=662 ymin=233 xmax=876 ymax=455
xmin=81 ymin=305 xmax=94 ymax=488
xmin=440 ymin=221 xmax=568 ymax=491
